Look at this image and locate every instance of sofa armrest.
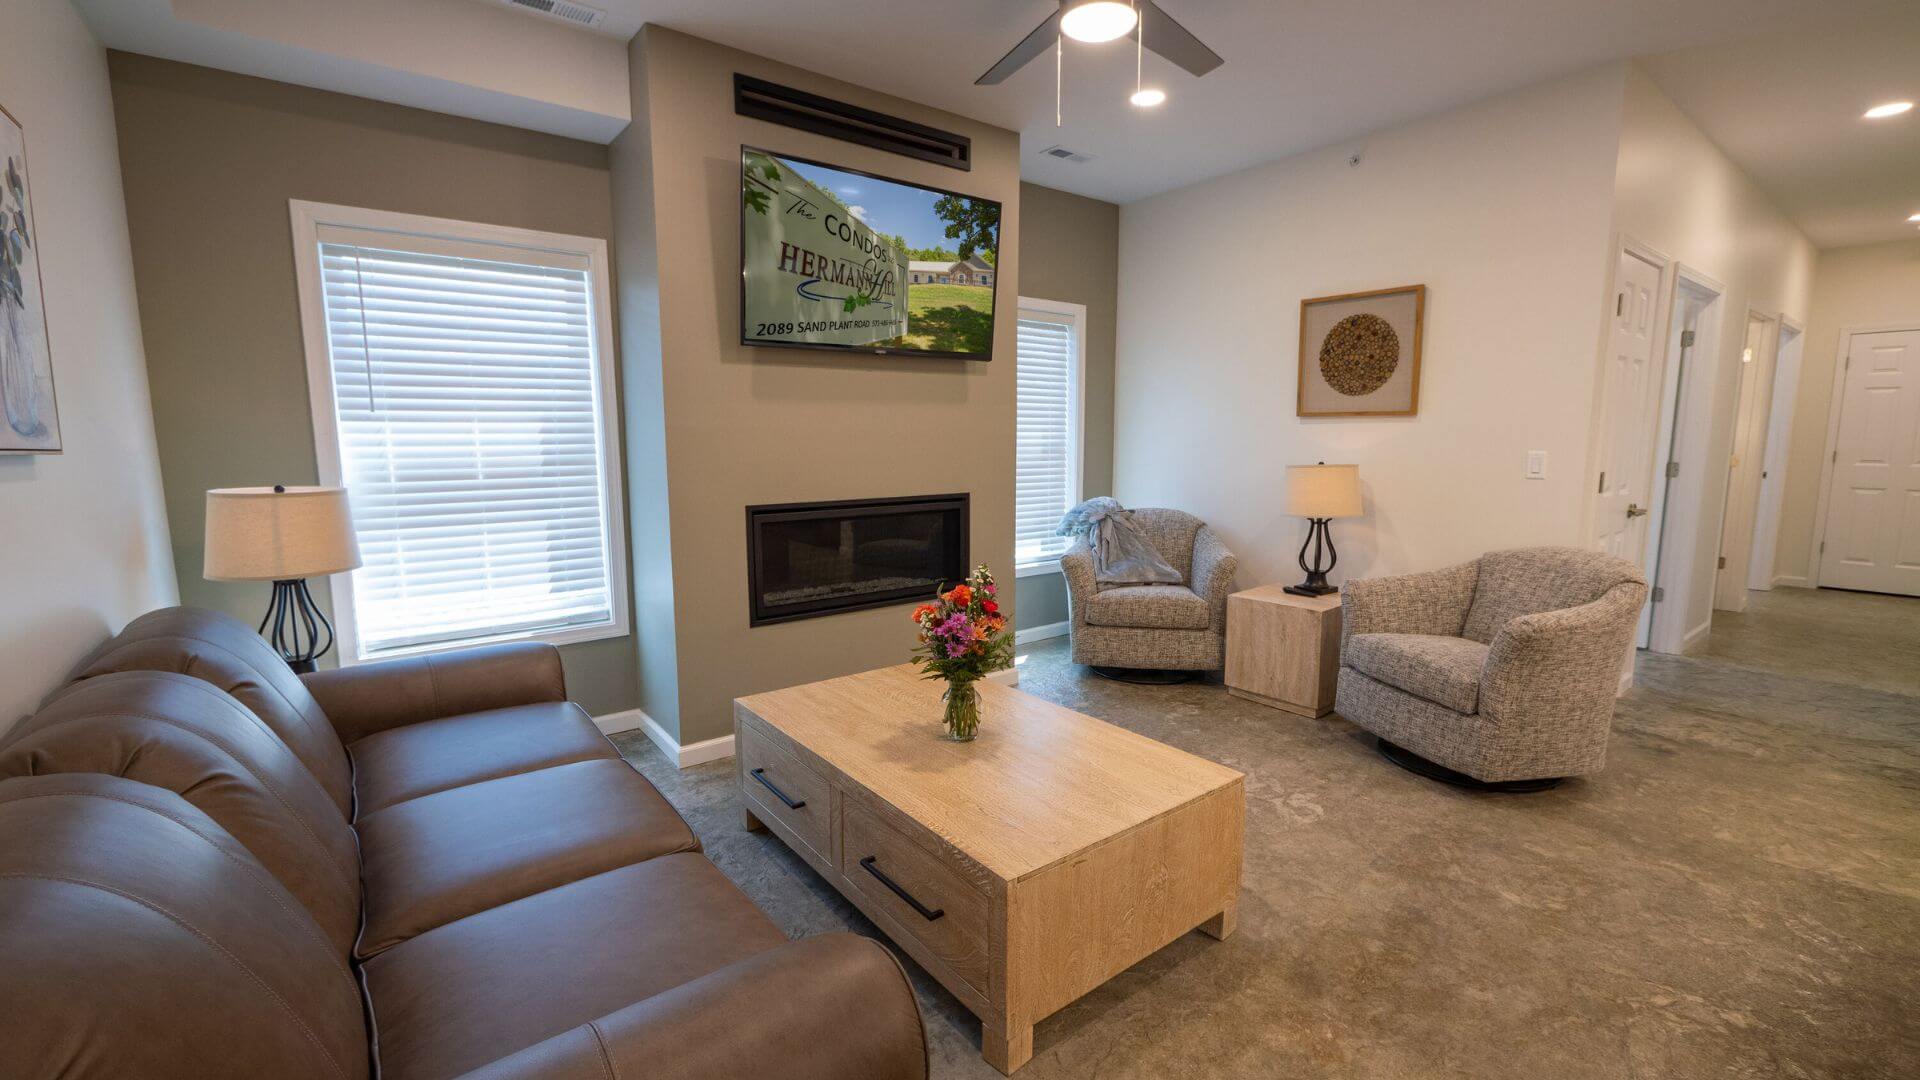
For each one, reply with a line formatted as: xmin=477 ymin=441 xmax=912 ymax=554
xmin=300 ymin=641 xmax=567 ymax=744
xmin=1480 ymin=581 xmax=1647 ymax=724
xmin=1340 ymin=560 xmax=1480 ymax=652
xmin=1060 ymin=538 xmax=1099 ymax=626
xmin=454 ymin=934 xmax=927 ymax=1080
xmin=1190 ymin=526 xmax=1238 ymax=631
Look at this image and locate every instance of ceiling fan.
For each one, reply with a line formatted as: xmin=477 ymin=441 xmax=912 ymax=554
xmin=975 ymin=0 xmax=1224 ymax=86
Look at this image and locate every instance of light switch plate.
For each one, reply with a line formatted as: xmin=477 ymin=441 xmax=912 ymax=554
xmin=1526 ymin=450 xmax=1548 ymax=479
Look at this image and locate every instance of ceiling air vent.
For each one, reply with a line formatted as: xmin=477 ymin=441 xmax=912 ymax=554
xmin=495 ymin=0 xmax=606 ymax=30
xmin=1040 ymin=145 xmax=1093 ymax=164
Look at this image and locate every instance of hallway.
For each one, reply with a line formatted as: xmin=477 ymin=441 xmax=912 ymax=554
xmin=1690 ymin=586 xmax=1920 ymax=697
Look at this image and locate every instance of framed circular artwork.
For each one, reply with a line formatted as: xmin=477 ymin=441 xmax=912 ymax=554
xmin=1297 ymin=284 xmax=1425 ymax=417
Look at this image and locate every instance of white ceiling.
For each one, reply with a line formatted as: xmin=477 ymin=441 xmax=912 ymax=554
xmin=576 ymin=0 xmax=1914 ymax=210
xmin=1639 ymin=14 xmax=1920 ymax=248
xmin=80 ymin=1 xmax=1920 ymax=248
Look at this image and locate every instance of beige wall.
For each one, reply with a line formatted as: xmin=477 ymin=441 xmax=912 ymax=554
xmin=1774 ymin=238 xmax=1920 ymax=584
xmin=613 ymin=27 xmax=1020 ymax=745
xmin=1014 ymin=182 xmax=1118 ymax=631
xmin=106 ymin=53 xmax=639 ymax=716
xmin=1114 ymin=67 xmax=1624 ymax=593
xmin=1611 ymin=65 xmax=1816 ymax=640
xmin=0 ymin=3 xmax=178 ymax=730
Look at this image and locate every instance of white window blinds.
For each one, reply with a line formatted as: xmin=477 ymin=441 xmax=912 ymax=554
xmin=1015 ymin=306 xmax=1082 ymax=568
xmin=311 ymin=221 xmax=621 ymax=657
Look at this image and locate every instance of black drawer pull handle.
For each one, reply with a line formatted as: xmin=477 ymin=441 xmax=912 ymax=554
xmin=859 ymin=856 xmax=945 ymax=921
xmin=749 ymin=768 xmax=805 ymax=810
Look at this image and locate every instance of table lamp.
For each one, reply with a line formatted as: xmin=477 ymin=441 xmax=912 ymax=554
xmin=205 ymin=485 xmax=362 ymax=672
xmin=1283 ymin=463 xmax=1362 ymax=596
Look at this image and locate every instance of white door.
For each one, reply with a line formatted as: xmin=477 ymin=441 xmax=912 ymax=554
xmin=1819 ymin=329 xmax=1920 ymax=596
xmin=1715 ymin=314 xmax=1773 ymax=611
xmin=1593 ymin=250 xmax=1664 ymax=560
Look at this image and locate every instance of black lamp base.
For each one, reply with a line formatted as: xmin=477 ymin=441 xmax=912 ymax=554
xmin=1288 ymin=517 xmax=1341 ymax=597
xmin=259 ymin=578 xmax=335 ymax=672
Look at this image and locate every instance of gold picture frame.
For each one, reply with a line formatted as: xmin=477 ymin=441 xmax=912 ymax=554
xmin=1297 ymin=284 xmax=1425 ymax=418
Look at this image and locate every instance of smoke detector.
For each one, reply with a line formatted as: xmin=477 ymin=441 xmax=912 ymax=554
xmin=493 ymin=0 xmax=606 ymax=30
xmin=1039 ymin=145 xmax=1094 ymax=164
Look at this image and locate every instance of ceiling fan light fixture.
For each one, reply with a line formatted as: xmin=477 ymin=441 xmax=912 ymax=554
xmin=1130 ymin=87 xmax=1166 ymax=107
xmin=1060 ymin=0 xmax=1138 ymax=44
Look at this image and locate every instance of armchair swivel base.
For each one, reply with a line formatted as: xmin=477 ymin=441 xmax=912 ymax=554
xmin=1377 ymin=738 xmax=1562 ymax=793
xmin=1091 ymin=666 xmax=1200 ymax=685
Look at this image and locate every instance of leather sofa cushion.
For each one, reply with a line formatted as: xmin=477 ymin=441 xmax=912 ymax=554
xmin=355 ymin=759 xmax=699 ymax=958
xmin=1085 ymin=584 xmax=1212 ymax=630
xmin=362 ymin=853 xmax=787 ymax=1080
xmin=348 ymin=700 xmax=618 ymax=817
xmin=63 ymin=607 xmax=355 ymax=819
xmin=2 ymin=671 xmax=363 ymax=957
xmin=0 ymin=773 xmax=368 ymax=1080
xmin=1344 ymin=633 xmax=1489 ymax=714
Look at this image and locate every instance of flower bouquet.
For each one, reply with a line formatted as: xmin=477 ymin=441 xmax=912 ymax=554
xmin=910 ymin=565 xmax=1014 ymax=741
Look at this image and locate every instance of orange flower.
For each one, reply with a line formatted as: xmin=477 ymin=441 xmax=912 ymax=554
xmin=911 ymin=604 xmax=935 ymax=622
xmin=946 ymin=584 xmax=972 ymax=605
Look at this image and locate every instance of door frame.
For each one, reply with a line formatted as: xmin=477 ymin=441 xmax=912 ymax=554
xmin=1746 ymin=316 xmax=1803 ymax=590
xmin=1808 ymin=320 xmax=1920 ymax=586
xmin=1642 ymin=264 xmax=1727 ymax=655
xmin=1713 ymin=309 xmax=1779 ymax=613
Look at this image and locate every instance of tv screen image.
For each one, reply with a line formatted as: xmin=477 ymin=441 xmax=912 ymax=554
xmin=741 ymin=146 xmax=1001 ymax=359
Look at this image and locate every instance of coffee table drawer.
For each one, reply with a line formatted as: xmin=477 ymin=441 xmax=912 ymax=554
xmin=839 ymin=799 xmax=990 ymax=995
xmin=738 ymin=723 xmax=831 ymax=860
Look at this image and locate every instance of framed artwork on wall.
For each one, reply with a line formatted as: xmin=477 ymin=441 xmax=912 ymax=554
xmin=0 ymin=102 xmax=59 ymax=454
xmin=1297 ymin=284 xmax=1425 ymax=418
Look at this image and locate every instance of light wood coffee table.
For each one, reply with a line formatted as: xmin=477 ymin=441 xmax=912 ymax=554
xmin=735 ymin=665 xmax=1244 ymax=1074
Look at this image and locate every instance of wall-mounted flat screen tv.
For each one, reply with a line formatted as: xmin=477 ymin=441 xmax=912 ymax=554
xmin=741 ymin=146 xmax=1001 ymax=360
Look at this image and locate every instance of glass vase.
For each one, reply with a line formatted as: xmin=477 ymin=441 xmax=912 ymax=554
xmin=941 ymin=677 xmax=980 ymax=742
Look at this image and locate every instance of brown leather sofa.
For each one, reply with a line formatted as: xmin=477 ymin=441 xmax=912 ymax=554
xmin=0 ymin=607 xmax=927 ymax=1080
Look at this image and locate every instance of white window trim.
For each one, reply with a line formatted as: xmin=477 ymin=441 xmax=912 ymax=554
xmin=288 ymin=199 xmax=629 ymax=664
xmin=1014 ymin=295 xmax=1087 ymax=578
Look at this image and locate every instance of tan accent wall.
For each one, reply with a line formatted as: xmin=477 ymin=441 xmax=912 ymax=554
xmin=613 ymin=28 xmax=1020 ymax=745
xmin=1013 ymin=182 xmax=1119 ymax=631
xmin=106 ymin=52 xmax=638 ymax=716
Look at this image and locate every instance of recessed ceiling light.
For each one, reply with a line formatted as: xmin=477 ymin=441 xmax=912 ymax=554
xmin=1060 ymin=1 xmax=1138 ymax=44
xmin=1130 ymin=88 xmax=1167 ymax=107
xmin=1863 ymin=101 xmax=1913 ymax=119
xmin=1909 ymin=212 xmax=1920 ymax=222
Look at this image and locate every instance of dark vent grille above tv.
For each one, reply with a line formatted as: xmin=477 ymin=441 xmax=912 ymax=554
xmin=734 ymin=74 xmax=972 ymax=172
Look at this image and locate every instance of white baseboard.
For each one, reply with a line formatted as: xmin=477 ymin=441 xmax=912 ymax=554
xmin=1015 ymin=620 xmax=1069 ymax=645
xmin=1680 ymin=620 xmax=1713 ymax=654
xmin=594 ymin=707 xmax=735 ymax=769
xmin=1772 ymin=574 xmax=1810 ymax=589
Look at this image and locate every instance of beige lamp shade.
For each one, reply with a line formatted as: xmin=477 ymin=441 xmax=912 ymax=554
xmin=1285 ymin=464 xmax=1363 ymax=519
xmin=204 ymin=486 xmax=362 ymax=582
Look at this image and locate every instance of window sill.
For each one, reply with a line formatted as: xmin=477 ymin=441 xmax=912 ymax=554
xmin=346 ymin=618 xmax=630 ymax=666
xmin=1015 ymin=560 xmax=1065 ymax=579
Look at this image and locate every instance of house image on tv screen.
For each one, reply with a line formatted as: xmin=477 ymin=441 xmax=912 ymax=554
xmin=907 ymin=257 xmax=994 ymax=287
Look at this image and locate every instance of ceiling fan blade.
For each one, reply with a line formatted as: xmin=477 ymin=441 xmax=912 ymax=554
xmin=1135 ymin=1 xmax=1224 ymax=77
xmin=976 ymin=10 xmax=1064 ymax=85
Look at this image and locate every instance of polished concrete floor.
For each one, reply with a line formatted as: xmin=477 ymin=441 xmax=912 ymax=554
xmin=613 ymin=586 xmax=1920 ymax=1079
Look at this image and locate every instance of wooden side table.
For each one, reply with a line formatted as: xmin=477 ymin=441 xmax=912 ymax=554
xmin=1225 ymin=586 xmax=1342 ymax=717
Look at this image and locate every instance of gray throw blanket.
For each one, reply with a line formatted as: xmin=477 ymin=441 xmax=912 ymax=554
xmin=1056 ymin=498 xmax=1183 ymax=586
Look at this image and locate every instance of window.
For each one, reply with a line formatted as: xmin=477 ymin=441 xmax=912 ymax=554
xmin=290 ymin=202 xmax=627 ymax=661
xmin=1014 ymin=297 xmax=1086 ymax=574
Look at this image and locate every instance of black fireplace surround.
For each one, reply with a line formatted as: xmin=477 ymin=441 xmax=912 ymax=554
xmin=746 ymin=494 xmax=969 ymax=626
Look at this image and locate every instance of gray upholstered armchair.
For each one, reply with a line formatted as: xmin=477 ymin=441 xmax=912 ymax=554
xmin=1336 ymin=547 xmax=1647 ymax=790
xmin=1061 ymin=508 xmax=1237 ymax=675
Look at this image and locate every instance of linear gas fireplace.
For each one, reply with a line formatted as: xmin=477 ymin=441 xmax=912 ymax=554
xmin=746 ymin=493 xmax=969 ymax=626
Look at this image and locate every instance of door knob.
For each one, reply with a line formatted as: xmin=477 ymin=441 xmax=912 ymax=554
xmin=1626 ymin=503 xmax=1649 ymax=519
